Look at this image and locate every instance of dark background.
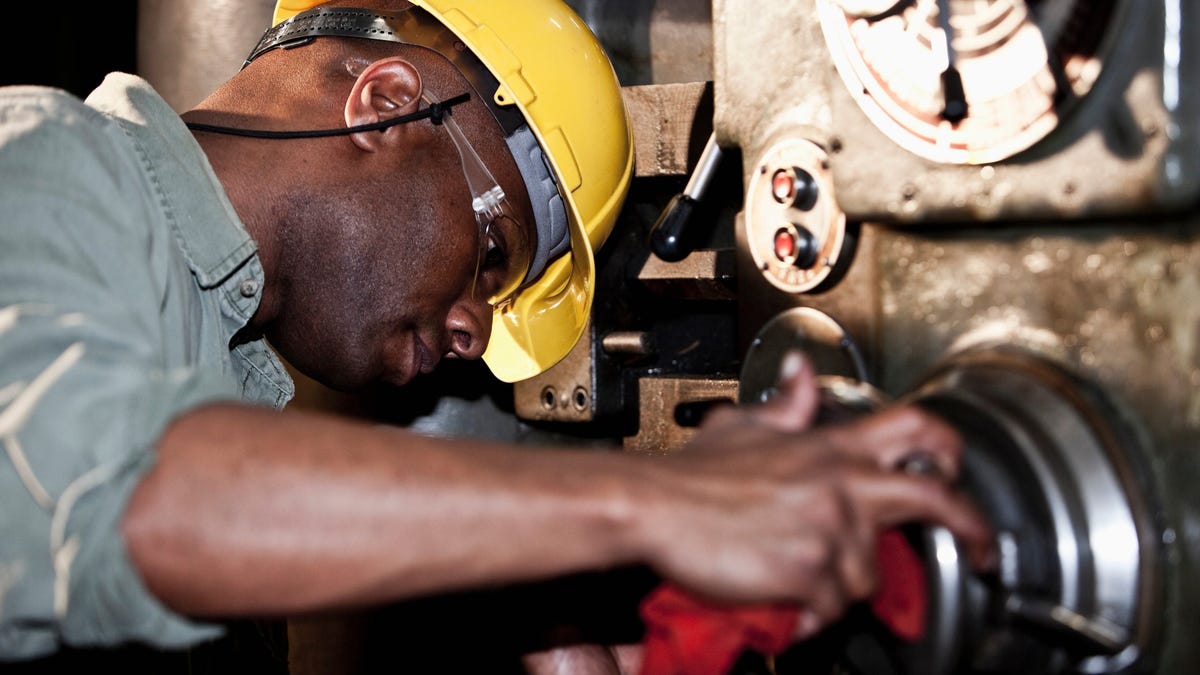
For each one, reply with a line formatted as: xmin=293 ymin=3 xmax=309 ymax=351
xmin=0 ymin=4 xmax=139 ymax=97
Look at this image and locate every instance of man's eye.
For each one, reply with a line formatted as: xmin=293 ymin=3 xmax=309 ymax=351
xmin=483 ymin=232 xmax=507 ymax=270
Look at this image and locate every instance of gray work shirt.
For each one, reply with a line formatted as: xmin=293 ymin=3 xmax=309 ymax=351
xmin=0 ymin=73 xmax=295 ymax=660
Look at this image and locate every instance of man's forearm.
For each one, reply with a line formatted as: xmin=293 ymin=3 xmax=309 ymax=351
xmin=121 ymin=402 xmax=646 ymax=618
xmin=122 ymin=366 xmax=996 ymax=630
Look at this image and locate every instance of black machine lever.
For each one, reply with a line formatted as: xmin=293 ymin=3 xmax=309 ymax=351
xmin=650 ymin=132 xmax=724 ymax=262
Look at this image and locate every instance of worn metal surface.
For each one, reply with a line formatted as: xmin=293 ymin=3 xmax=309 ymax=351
xmin=731 ymin=198 xmax=1200 ymax=675
xmin=623 ymin=375 xmax=737 ymax=454
xmin=637 ymin=248 xmax=736 ymax=300
xmin=743 ymin=137 xmax=848 ymax=293
xmin=514 ymin=319 xmax=598 ymax=423
xmin=622 ymin=82 xmax=713 ymax=178
xmin=854 ymin=222 xmax=1200 ymax=673
xmin=714 ymin=0 xmax=1200 ymax=223
xmin=713 ymin=0 xmax=836 ymax=168
xmin=738 ymin=307 xmax=869 ymax=406
xmin=907 ymin=348 xmax=1163 ymax=674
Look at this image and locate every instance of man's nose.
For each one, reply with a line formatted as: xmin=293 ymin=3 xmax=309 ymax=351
xmin=444 ymin=296 xmax=492 ymax=360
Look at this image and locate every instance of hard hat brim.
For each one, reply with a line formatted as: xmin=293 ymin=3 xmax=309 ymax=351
xmin=483 ymin=130 xmax=633 ymax=383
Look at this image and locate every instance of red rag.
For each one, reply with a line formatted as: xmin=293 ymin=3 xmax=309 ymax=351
xmin=638 ymin=529 xmax=926 ymax=675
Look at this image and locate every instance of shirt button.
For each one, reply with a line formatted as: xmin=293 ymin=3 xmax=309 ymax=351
xmin=239 ymin=279 xmax=260 ymax=298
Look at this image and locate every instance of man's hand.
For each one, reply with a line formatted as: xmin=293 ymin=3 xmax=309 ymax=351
xmin=634 ymin=352 xmax=996 ymax=637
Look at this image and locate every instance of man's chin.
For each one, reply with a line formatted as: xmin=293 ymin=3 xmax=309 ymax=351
xmin=283 ymin=358 xmax=377 ymax=393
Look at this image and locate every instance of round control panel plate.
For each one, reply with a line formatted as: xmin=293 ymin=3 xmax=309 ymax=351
xmin=745 ymin=139 xmax=848 ymax=293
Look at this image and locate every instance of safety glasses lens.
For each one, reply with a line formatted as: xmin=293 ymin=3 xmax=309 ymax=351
xmin=433 ymin=97 xmax=533 ymax=308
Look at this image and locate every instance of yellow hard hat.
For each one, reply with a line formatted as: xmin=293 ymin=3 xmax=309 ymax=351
xmin=269 ymin=1 xmax=634 ymax=382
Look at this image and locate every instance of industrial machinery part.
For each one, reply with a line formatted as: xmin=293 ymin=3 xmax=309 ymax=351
xmin=738 ymin=306 xmax=870 ymax=405
xmin=818 ymin=0 xmax=1127 ymax=165
xmin=742 ymin=138 xmax=852 ymax=293
xmin=898 ymin=347 xmax=1162 ymax=675
xmin=650 ymin=132 xmax=726 ymax=262
xmin=717 ymin=0 xmax=1200 ymax=223
xmin=138 ymin=0 xmax=276 ymax=112
xmin=761 ymin=345 xmax=1163 ymax=675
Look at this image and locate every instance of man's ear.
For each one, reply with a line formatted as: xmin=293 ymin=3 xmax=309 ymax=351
xmin=344 ymin=56 xmax=423 ymax=152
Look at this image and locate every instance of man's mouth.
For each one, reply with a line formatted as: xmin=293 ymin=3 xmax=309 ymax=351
xmin=415 ymin=336 xmax=439 ymax=375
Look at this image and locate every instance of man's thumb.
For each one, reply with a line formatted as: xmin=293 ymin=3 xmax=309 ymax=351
xmin=752 ymin=350 xmax=820 ymax=432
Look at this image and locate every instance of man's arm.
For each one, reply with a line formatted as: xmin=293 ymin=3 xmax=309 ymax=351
xmin=124 ymin=400 xmax=646 ymax=616
xmin=124 ymin=354 xmax=995 ymax=626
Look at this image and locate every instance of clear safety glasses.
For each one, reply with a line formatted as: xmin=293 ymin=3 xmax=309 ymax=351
xmin=185 ymin=88 xmax=535 ymax=308
xmin=425 ymin=94 xmax=534 ymax=309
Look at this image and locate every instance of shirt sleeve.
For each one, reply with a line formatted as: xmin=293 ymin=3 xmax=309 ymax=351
xmin=0 ymin=92 xmax=238 ymax=658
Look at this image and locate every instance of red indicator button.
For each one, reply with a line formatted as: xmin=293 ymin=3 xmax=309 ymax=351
xmin=774 ymin=228 xmax=797 ymax=261
xmin=771 ymin=169 xmax=794 ymax=203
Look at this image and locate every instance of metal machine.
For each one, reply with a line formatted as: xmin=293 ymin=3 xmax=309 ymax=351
xmin=515 ymin=0 xmax=1200 ymax=672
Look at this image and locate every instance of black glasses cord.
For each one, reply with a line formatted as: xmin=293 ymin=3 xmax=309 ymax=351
xmin=184 ymin=92 xmax=470 ymax=139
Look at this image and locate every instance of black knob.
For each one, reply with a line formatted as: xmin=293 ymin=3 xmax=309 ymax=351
xmin=773 ymin=224 xmax=820 ymax=269
xmin=649 ymin=193 xmax=698 ymax=262
xmin=649 ymin=133 xmax=725 ymax=262
xmin=772 ymin=167 xmax=819 ymax=210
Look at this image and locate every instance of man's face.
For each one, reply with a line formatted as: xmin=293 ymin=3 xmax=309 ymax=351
xmin=266 ymin=107 xmax=535 ymax=391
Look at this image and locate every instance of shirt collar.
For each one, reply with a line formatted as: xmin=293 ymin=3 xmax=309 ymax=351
xmin=85 ymin=73 xmax=258 ymax=290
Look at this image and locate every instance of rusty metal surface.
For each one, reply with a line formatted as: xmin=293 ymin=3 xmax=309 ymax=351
xmin=514 ymin=319 xmax=598 ymax=423
xmin=637 ymin=248 xmax=737 ymax=300
xmin=623 ymin=375 xmax=737 ymax=454
xmin=622 ymin=82 xmax=713 ymax=178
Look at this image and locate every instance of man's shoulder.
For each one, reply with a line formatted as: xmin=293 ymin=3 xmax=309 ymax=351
xmin=0 ymin=82 xmax=142 ymax=195
xmin=0 ymin=83 xmax=94 ymax=115
xmin=0 ymin=84 xmax=116 ymax=143
xmin=0 ymin=81 xmax=172 ymax=291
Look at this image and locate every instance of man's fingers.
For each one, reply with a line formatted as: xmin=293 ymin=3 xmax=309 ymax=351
xmin=794 ymin=608 xmax=822 ymax=640
xmin=750 ymin=351 xmax=821 ymax=433
xmin=801 ymin=561 xmax=850 ymax=631
xmin=848 ymin=472 xmax=997 ymax=572
xmin=837 ymin=512 xmax=879 ymax=602
xmin=522 ymin=645 xmax=625 ymax=675
xmin=826 ymin=405 xmax=964 ymax=478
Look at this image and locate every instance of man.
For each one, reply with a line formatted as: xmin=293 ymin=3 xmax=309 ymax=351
xmin=0 ymin=0 xmax=994 ymax=667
